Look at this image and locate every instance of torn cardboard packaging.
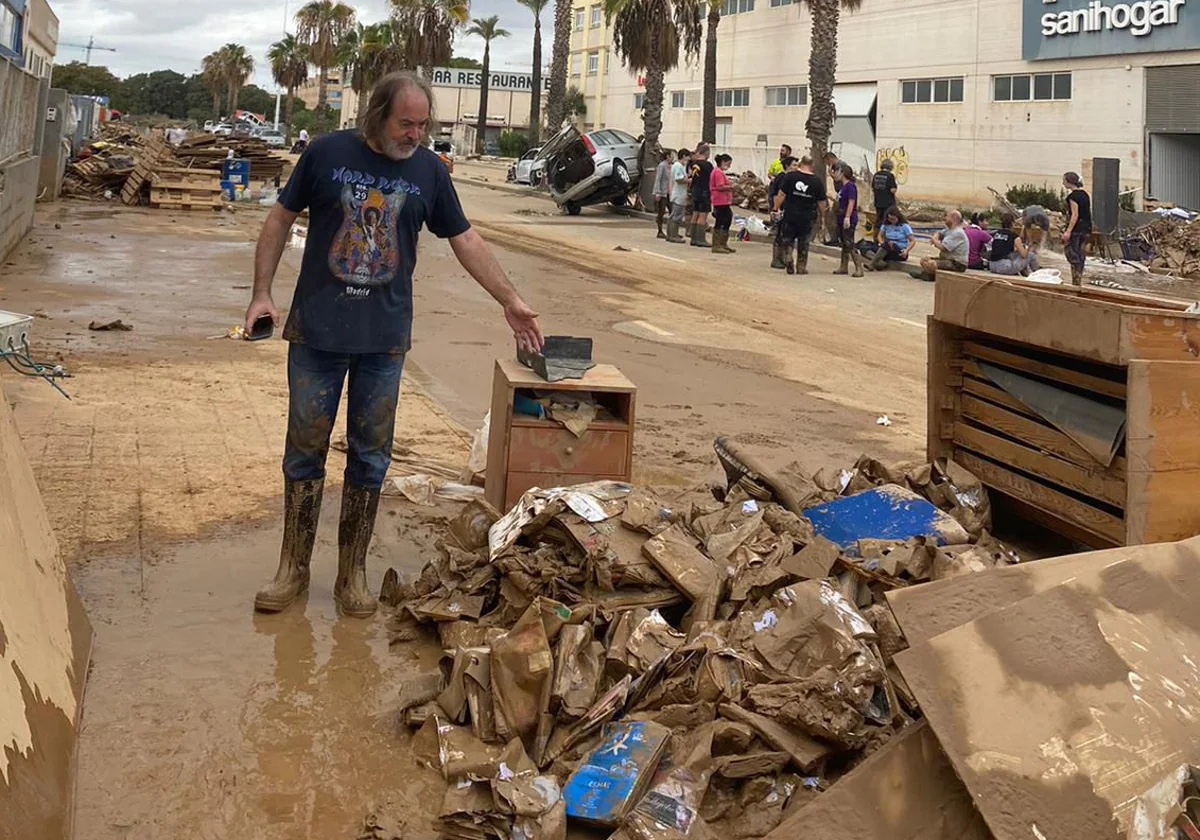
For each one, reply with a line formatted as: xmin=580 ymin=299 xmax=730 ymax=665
xmin=382 ymin=443 xmax=1035 ymax=839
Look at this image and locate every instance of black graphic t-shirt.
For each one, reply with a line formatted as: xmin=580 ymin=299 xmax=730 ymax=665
xmin=689 ymin=160 xmax=714 ymax=199
xmin=871 ymin=170 xmax=897 ymax=212
xmin=778 ymin=170 xmax=827 ymax=223
xmin=278 ymin=130 xmax=471 ymax=354
xmin=1068 ymin=188 xmax=1092 ymax=235
xmin=990 ymin=228 xmax=1016 ymax=262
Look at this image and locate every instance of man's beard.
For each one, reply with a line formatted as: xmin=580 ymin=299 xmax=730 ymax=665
xmin=380 ymin=138 xmax=418 ymax=161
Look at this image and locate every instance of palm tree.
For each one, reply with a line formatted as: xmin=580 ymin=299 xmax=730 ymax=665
xmin=545 ymin=0 xmax=572 ymax=132
xmin=338 ymin=21 xmax=405 ymax=124
xmin=201 ymin=50 xmax=225 ymax=120
xmin=516 ymin=0 xmax=549 ymax=143
xmin=604 ymin=0 xmax=703 ymax=193
xmin=268 ymin=34 xmax=310 ymax=138
xmin=466 ymin=16 xmax=510 ymax=155
xmin=295 ymin=0 xmax=357 ymax=111
xmin=701 ymin=0 xmax=719 ymax=142
xmin=563 ymin=85 xmax=587 ymax=121
xmin=803 ymin=0 xmax=862 ymax=177
xmin=218 ymin=44 xmax=255 ymax=116
xmin=390 ymin=0 xmax=470 ymax=76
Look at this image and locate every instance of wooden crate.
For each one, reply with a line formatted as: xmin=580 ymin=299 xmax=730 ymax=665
xmin=929 ymin=273 xmax=1200 ymax=547
xmin=485 ymin=359 xmax=637 ymax=512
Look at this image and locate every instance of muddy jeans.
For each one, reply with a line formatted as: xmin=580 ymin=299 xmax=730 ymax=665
xmin=283 ymin=342 xmax=406 ymax=489
xmin=1066 ymin=231 xmax=1088 ymax=274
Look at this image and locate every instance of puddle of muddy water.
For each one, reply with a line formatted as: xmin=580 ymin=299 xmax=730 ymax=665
xmin=72 ymin=494 xmax=447 ymax=840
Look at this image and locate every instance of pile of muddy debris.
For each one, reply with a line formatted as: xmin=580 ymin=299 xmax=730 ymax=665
xmin=377 ymin=440 xmax=1021 ymax=840
xmin=732 ymin=172 xmax=769 ymax=212
xmin=1140 ymin=215 xmax=1200 ymax=277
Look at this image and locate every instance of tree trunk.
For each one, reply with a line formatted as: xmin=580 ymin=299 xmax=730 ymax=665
xmin=357 ymin=83 xmax=370 ymax=125
xmin=638 ymin=53 xmax=665 ymax=209
xmin=285 ymin=86 xmax=295 ymax=140
xmin=702 ymin=3 xmax=719 ymax=144
xmin=529 ymin=16 xmax=543 ymax=144
xmin=476 ymin=45 xmax=491 ymax=155
xmin=317 ymin=63 xmax=329 ymax=112
xmin=546 ymin=0 xmax=572 ymax=132
xmin=212 ymin=90 xmax=220 ymax=120
xmin=805 ymin=0 xmax=839 ymax=182
xmin=230 ymin=83 xmax=240 ymax=116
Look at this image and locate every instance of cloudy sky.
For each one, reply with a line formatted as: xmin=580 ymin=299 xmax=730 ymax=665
xmin=53 ymin=0 xmax=549 ymax=90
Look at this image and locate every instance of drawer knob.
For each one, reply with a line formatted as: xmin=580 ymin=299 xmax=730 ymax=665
xmin=565 ymin=446 xmax=575 ymax=455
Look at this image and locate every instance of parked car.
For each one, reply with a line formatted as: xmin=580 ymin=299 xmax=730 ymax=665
xmin=507 ymin=146 xmax=543 ymax=185
xmin=252 ymin=127 xmax=287 ymax=148
xmin=212 ymin=123 xmax=233 ymax=137
xmin=530 ymin=126 xmax=641 ymax=215
xmin=203 ymin=119 xmax=217 ymax=132
xmin=431 ymin=138 xmax=455 ymax=172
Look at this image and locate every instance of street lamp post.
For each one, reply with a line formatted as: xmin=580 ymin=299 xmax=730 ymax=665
xmin=273 ymin=0 xmax=289 ymax=130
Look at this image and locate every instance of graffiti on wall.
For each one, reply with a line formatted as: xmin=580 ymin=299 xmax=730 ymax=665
xmin=876 ymin=146 xmax=910 ymax=185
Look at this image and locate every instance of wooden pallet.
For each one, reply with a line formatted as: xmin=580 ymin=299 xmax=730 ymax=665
xmin=151 ymin=200 xmax=223 ymax=211
xmin=152 ymin=167 xmax=223 ymax=190
xmin=120 ymin=136 xmax=171 ymax=206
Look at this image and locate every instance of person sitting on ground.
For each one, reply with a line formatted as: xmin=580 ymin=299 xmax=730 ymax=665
xmin=871 ymin=159 xmax=898 ymax=243
xmin=869 ymin=206 xmax=914 ymax=271
xmin=834 ymin=165 xmax=864 ymax=277
xmin=768 ymin=156 xmax=798 ymax=269
xmin=919 ymin=210 xmax=970 ymax=281
xmin=710 ymin=154 xmax=737 ymax=254
xmin=988 ymin=220 xmax=1045 ymax=276
xmin=652 ymin=148 xmax=674 ymax=239
xmin=768 ymin=143 xmax=792 ymax=180
xmin=666 ymin=148 xmax=691 ymax=243
xmin=986 ymin=213 xmax=1017 ymax=269
xmin=773 ymin=155 xmax=827 ymax=276
xmin=688 ymin=142 xmax=714 ymax=248
xmin=964 ymin=212 xmax=993 ymax=270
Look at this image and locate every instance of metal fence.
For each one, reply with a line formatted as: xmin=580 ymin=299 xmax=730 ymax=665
xmin=0 ymin=55 xmax=40 ymax=165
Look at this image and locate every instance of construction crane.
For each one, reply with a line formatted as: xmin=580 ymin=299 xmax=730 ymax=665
xmin=58 ymin=37 xmax=117 ymax=65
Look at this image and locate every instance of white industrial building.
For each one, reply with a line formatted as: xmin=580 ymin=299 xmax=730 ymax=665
xmin=570 ymin=0 xmax=1200 ymax=208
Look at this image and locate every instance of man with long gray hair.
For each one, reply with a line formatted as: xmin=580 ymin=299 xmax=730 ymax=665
xmin=245 ymin=71 xmax=543 ymax=618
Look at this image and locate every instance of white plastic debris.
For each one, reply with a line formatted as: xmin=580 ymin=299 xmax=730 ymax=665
xmin=876 ymin=414 xmax=893 ymax=427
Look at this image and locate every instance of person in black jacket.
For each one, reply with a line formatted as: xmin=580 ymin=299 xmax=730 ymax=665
xmin=871 ymin=159 xmax=898 ymax=243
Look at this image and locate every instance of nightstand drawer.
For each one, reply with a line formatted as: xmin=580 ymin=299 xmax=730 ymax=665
xmin=504 ymin=471 xmax=626 ymax=509
xmin=508 ymin=425 xmax=630 ymax=476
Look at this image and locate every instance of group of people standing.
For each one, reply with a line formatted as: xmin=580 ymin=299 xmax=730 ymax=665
xmin=654 ymin=142 xmax=1094 ymax=286
xmin=652 ymin=144 xmax=739 ymax=254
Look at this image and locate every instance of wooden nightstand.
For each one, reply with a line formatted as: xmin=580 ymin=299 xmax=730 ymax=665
xmin=484 ymin=359 xmax=637 ymax=511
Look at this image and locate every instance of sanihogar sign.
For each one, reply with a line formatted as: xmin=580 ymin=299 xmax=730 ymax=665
xmin=1023 ymin=0 xmax=1198 ymax=58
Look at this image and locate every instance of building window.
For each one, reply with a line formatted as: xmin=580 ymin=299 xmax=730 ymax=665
xmin=770 ymin=0 xmax=794 ymax=6
xmin=670 ymin=90 xmax=685 ymax=108
xmin=765 ymin=84 xmax=807 ymax=106
xmin=901 ymin=76 xmax=964 ymax=104
xmin=574 ymin=8 xmax=584 ymax=31
xmin=590 ymin=4 xmax=602 ymax=27
xmin=634 ymin=93 xmax=645 ymax=109
xmin=715 ymin=87 xmax=750 ymax=107
xmin=571 ymin=53 xmax=582 ymax=76
xmin=993 ymin=72 xmax=1071 ymax=102
xmin=587 ymin=52 xmax=599 ymax=75
xmin=720 ymin=0 xmax=755 ymax=14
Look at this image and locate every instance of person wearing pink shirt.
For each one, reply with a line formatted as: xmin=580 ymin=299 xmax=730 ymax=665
xmin=709 ymin=154 xmax=736 ymax=255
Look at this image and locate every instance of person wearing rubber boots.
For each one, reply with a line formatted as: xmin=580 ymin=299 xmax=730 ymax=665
xmin=246 ymin=71 xmax=543 ymax=618
xmin=772 ymin=155 xmax=827 ymax=275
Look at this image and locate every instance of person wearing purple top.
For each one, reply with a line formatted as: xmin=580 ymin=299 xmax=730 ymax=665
xmin=964 ymin=212 xmax=993 ymax=269
xmin=834 ymin=164 xmax=863 ymax=277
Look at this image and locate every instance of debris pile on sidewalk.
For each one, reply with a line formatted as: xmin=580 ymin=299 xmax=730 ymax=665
xmin=732 ymin=172 xmax=769 ymax=212
xmin=61 ymin=128 xmax=289 ymax=205
xmin=381 ymin=438 xmax=1021 ymax=840
xmin=1139 ymin=214 xmax=1200 ymax=277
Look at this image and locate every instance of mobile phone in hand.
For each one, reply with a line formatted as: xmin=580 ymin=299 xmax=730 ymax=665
xmin=247 ymin=314 xmax=274 ymax=341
